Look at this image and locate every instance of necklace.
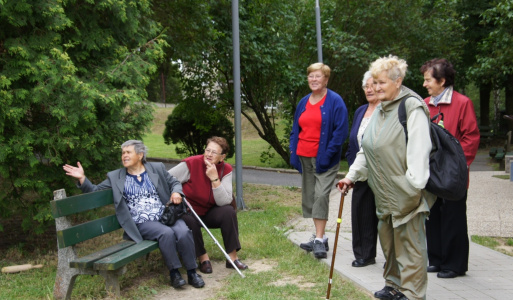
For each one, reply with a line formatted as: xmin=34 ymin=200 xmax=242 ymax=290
xmin=128 ymin=168 xmax=145 ymax=182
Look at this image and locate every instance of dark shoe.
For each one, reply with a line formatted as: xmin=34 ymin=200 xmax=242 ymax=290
xmin=374 ymin=286 xmax=395 ymax=299
xmin=299 ymin=234 xmax=329 ymax=252
xmin=199 ymin=260 xmax=213 ymax=274
xmin=352 ymin=258 xmax=376 ymax=267
xmin=389 ymin=288 xmax=409 ymax=300
xmin=437 ymin=269 xmax=464 ymax=279
xmin=312 ymin=240 xmax=327 ymax=259
xmin=170 ymin=272 xmax=186 ymax=288
xmin=427 ymin=265 xmax=440 ymax=273
xmin=226 ymin=259 xmax=248 ymax=270
xmin=187 ymin=272 xmax=205 ymax=288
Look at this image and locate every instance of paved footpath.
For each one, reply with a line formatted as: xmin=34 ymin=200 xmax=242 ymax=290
xmin=287 ymin=169 xmax=513 ymax=299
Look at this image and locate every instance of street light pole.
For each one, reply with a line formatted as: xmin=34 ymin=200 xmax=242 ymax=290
xmin=315 ymin=0 xmax=323 ymax=63
xmin=232 ymin=0 xmax=246 ymax=209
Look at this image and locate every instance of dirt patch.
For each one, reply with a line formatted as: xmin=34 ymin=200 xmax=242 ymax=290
xmin=270 ymin=275 xmax=316 ymax=291
xmin=152 ymin=260 xmax=266 ymax=300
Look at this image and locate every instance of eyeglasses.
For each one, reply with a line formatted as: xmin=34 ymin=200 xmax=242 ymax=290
xmin=205 ymin=148 xmax=221 ymax=156
xmin=363 ymin=85 xmax=374 ymax=91
xmin=307 ymin=74 xmax=324 ymax=80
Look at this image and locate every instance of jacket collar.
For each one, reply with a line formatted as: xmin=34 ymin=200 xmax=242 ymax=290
xmin=380 ymin=85 xmax=423 ymax=112
xmin=113 ymin=162 xmax=159 ymax=194
xmin=428 ymin=86 xmax=453 ymax=106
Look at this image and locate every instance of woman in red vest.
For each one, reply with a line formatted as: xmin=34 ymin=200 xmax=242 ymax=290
xmin=168 ymin=136 xmax=248 ymax=274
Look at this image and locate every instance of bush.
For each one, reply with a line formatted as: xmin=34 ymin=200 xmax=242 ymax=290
xmin=163 ymin=100 xmax=235 ymax=158
xmin=0 ymin=0 xmax=165 ymax=235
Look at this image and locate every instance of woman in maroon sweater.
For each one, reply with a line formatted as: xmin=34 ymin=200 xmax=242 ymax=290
xmin=168 ymin=136 xmax=248 ymax=274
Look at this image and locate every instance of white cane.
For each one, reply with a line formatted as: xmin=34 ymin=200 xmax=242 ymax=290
xmin=183 ymin=198 xmax=245 ymax=278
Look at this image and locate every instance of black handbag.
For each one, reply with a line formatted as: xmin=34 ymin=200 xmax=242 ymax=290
xmin=159 ymin=201 xmax=188 ymax=226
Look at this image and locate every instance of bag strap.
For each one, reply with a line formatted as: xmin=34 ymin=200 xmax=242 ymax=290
xmin=398 ymin=97 xmax=442 ymax=143
xmin=398 ymin=98 xmax=409 ymax=144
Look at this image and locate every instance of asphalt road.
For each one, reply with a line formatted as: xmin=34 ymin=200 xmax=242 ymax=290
xmin=156 ymin=152 xmax=493 ymax=190
xmin=161 ymin=161 xmax=303 ymax=187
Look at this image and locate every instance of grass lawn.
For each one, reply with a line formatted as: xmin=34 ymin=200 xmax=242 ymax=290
xmin=0 ymin=183 xmax=370 ymax=299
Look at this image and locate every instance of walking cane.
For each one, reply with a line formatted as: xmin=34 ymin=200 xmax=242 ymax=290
xmin=182 ymin=198 xmax=245 ymax=278
xmin=326 ymin=183 xmax=346 ymax=299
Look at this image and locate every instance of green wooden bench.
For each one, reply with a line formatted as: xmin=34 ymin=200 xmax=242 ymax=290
xmin=51 ymin=188 xmax=159 ymax=300
xmin=480 ymin=125 xmax=494 ymax=147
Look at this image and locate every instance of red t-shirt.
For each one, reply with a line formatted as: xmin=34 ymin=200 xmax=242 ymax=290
xmin=297 ymin=95 xmax=326 ymax=157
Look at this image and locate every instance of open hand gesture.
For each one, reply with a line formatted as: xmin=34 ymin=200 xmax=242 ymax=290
xmin=63 ymin=162 xmax=86 ymax=185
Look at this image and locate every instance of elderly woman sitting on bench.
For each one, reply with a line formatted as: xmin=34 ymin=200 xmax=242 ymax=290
xmin=63 ymin=140 xmax=205 ymax=289
xmin=168 ymin=136 xmax=248 ymax=274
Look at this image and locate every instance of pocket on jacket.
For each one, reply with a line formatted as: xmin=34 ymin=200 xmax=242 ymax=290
xmin=389 ymin=175 xmax=422 ymax=214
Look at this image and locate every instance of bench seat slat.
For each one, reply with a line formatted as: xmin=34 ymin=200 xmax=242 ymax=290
xmin=69 ymin=241 xmax=136 ymax=269
xmin=57 ymin=215 xmax=121 ymax=248
xmin=51 ymin=189 xmax=114 ymax=218
xmin=94 ymin=240 xmax=159 ymax=271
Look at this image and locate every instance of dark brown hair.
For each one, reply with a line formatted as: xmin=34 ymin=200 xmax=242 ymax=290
xmin=206 ymin=136 xmax=229 ymax=155
xmin=420 ymin=58 xmax=455 ymax=87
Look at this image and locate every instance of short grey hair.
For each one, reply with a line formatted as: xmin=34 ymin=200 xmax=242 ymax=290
xmin=362 ymin=71 xmax=372 ymax=88
xmin=121 ymin=140 xmax=148 ymax=163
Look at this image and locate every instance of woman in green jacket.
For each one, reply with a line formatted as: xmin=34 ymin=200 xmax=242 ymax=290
xmin=338 ymin=55 xmax=435 ymax=300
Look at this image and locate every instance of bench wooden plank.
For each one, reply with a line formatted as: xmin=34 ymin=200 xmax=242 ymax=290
xmin=51 ymin=189 xmax=114 ymax=218
xmin=69 ymin=241 xmax=136 ymax=269
xmin=490 ymin=147 xmax=498 ymax=157
xmin=94 ymin=240 xmax=159 ymax=271
xmin=56 ymin=215 xmax=121 ymax=248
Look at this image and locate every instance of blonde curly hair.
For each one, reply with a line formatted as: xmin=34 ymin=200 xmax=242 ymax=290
xmin=369 ymin=55 xmax=408 ymax=81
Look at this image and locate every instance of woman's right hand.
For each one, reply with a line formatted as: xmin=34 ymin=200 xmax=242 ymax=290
xmin=336 ymin=178 xmax=354 ymax=195
xmin=63 ymin=162 xmax=86 ymax=185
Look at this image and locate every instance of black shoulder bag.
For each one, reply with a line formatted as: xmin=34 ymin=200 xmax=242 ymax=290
xmin=159 ymin=198 xmax=188 ymax=226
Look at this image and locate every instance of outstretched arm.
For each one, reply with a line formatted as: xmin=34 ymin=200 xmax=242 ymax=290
xmin=63 ymin=162 xmax=86 ymax=185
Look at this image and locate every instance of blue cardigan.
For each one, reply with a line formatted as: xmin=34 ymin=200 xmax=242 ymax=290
xmin=345 ymin=104 xmax=369 ymax=167
xmin=289 ymin=89 xmax=349 ymax=173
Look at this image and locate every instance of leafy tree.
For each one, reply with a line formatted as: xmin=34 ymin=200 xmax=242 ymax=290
xmin=0 ymin=0 xmax=165 ymax=233
xmin=472 ymin=0 xmax=513 ymax=131
xmin=153 ymin=0 xmax=471 ymax=168
xmin=163 ymin=99 xmax=235 ymax=158
xmin=146 ymin=60 xmax=183 ymax=104
xmin=458 ymin=0 xmax=495 ymax=127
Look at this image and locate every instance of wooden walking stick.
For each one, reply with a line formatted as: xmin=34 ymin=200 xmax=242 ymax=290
xmin=326 ymin=184 xmax=346 ymax=300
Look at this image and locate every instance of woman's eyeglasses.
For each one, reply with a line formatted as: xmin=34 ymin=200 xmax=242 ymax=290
xmin=205 ymin=148 xmax=221 ymax=156
xmin=308 ymin=74 xmax=324 ymax=80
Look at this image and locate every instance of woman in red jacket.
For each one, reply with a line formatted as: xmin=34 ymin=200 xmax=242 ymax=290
xmin=421 ymin=58 xmax=480 ymax=279
xmin=168 ymin=136 xmax=248 ymax=274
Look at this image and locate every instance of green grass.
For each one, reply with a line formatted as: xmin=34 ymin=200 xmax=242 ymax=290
xmin=471 ymin=236 xmax=500 ymax=248
xmin=471 ymin=235 xmax=513 ymax=257
xmin=143 ymin=105 xmax=349 ymax=172
xmin=0 ymin=184 xmax=370 ymax=299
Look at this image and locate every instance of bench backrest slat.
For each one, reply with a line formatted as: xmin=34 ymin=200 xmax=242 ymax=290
xmin=51 ymin=189 xmax=114 ymax=218
xmin=56 ymin=215 xmax=121 ymax=248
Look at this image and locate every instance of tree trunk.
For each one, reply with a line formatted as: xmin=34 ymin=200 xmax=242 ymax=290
xmin=505 ymin=74 xmax=513 ymax=133
xmin=479 ymin=83 xmax=491 ymax=126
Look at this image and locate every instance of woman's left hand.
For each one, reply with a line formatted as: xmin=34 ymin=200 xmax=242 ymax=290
xmin=204 ymin=158 xmax=218 ymax=182
xmin=170 ymin=192 xmax=182 ymax=204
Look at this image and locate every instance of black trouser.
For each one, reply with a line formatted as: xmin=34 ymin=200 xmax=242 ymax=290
xmin=351 ymin=181 xmax=378 ymax=260
xmin=182 ymin=205 xmax=241 ymax=258
xmin=426 ymin=191 xmax=469 ymax=274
